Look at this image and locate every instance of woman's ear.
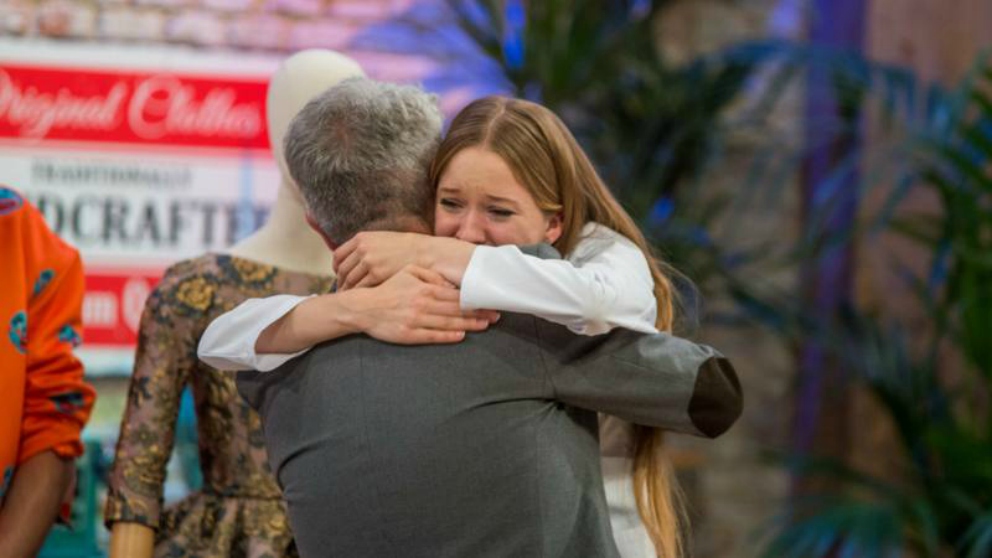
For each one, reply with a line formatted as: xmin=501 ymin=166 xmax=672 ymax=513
xmin=544 ymin=212 xmax=564 ymax=245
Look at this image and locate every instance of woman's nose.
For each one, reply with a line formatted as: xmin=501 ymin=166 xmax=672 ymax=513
xmin=455 ymin=211 xmax=487 ymax=244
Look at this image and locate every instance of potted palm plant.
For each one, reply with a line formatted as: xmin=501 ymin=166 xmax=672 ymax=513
xmin=761 ymin=52 xmax=992 ymax=558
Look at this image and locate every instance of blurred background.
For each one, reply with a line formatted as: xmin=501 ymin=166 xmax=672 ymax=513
xmin=2 ymin=0 xmax=990 ymax=556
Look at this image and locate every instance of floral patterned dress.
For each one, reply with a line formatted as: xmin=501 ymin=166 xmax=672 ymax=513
xmin=104 ymin=254 xmax=333 ymax=558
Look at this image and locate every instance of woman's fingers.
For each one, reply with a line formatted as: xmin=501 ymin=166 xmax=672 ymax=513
xmin=405 ymin=265 xmax=455 ymax=289
xmin=423 ymin=300 xmax=491 ymax=323
xmin=333 ymin=237 xmax=359 ymax=270
xmin=340 ymin=261 xmax=370 ymax=291
xmin=475 ymin=309 xmax=501 ymax=323
xmin=415 ymin=313 xmax=490 ymax=332
xmin=353 ymin=273 xmax=380 ymax=290
xmin=397 ymin=329 xmax=466 ymax=345
xmin=334 ymin=252 xmax=362 ymax=287
xmin=337 ymin=233 xmax=420 ymax=290
xmin=425 ymin=285 xmax=461 ymax=303
xmin=408 ymin=294 xmax=490 ymax=332
xmin=364 ymin=265 xmax=495 ymax=347
xmin=394 ymin=314 xmax=486 ymax=346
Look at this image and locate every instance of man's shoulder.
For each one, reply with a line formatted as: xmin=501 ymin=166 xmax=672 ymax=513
xmin=235 ymin=356 xmax=308 ymax=412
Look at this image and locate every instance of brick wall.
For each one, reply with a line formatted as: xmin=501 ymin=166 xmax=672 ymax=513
xmin=2 ymin=0 xmax=415 ymax=52
xmin=0 ymin=0 xmax=501 ymax=114
xmin=655 ymin=2 xmax=804 ymax=557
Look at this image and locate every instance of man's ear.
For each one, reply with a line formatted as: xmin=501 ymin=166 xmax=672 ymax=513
xmin=305 ymin=213 xmax=338 ymax=251
xmin=544 ymin=212 xmax=564 ymax=245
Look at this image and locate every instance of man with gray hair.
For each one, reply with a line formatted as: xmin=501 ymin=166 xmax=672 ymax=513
xmin=232 ymin=78 xmax=742 ymax=557
xmin=285 ymin=77 xmax=441 ymax=246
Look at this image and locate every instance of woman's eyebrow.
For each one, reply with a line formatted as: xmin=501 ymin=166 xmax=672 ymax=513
xmin=437 ymin=186 xmax=461 ymax=195
xmin=484 ymin=194 xmax=521 ymax=209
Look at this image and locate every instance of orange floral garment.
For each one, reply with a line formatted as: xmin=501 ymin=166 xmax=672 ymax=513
xmin=0 ymin=186 xmax=95 ymax=515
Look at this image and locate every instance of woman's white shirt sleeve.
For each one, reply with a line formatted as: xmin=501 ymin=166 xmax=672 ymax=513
xmin=197 ymin=294 xmax=312 ymax=372
xmin=459 ymin=223 xmax=659 ymax=335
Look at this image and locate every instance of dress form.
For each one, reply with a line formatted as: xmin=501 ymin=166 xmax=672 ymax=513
xmin=107 ymin=49 xmax=364 ymax=558
xmin=228 ymin=50 xmax=365 ymax=274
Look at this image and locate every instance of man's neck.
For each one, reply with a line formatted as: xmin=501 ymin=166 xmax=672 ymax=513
xmin=358 ymin=216 xmax=431 ymax=236
xmin=393 ymin=216 xmax=432 ymax=235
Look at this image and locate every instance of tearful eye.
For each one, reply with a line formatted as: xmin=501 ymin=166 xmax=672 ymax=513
xmin=489 ymin=208 xmax=514 ymax=218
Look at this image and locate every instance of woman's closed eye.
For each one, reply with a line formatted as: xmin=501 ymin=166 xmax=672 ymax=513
xmin=439 ymin=198 xmax=463 ymax=211
xmin=487 ymin=207 xmax=515 ymax=219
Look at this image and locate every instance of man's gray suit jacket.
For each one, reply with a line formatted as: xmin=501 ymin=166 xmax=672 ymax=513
xmin=237 ymin=308 xmax=741 ymax=558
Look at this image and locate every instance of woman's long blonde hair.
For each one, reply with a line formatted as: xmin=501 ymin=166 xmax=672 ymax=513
xmin=430 ymin=96 xmax=686 ymax=558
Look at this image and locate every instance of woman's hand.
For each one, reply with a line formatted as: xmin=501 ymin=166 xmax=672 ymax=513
xmin=334 ymin=232 xmax=428 ymax=290
xmin=255 ymin=266 xmax=498 ymax=354
xmin=334 ymin=233 xmax=477 ymax=290
xmin=348 ymin=265 xmax=498 ymax=345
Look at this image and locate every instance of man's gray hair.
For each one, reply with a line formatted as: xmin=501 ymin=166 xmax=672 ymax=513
xmin=284 ymin=78 xmax=443 ymax=244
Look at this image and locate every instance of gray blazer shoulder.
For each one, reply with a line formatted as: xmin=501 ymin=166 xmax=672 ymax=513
xmin=533 ymin=320 xmax=741 ymax=438
xmin=518 ymin=242 xmax=741 ymax=437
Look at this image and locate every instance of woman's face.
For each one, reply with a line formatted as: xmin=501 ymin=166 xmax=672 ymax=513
xmin=434 ymin=147 xmax=562 ymax=246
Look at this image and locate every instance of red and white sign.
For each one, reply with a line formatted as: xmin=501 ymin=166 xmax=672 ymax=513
xmin=1 ymin=42 xmax=283 ymax=373
xmin=0 ymin=64 xmax=268 ymax=151
xmin=83 ymin=270 xmax=162 ymax=348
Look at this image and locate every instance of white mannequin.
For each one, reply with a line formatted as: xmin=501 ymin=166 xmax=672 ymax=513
xmin=228 ymin=50 xmax=366 ymax=274
xmin=108 ymin=49 xmax=365 ymax=558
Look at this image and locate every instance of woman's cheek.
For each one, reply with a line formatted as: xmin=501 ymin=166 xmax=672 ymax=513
xmin=490 ymin=223 xmax=527 ymax=246
xmin=433 ymin=213 xmax=456 ymax=237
